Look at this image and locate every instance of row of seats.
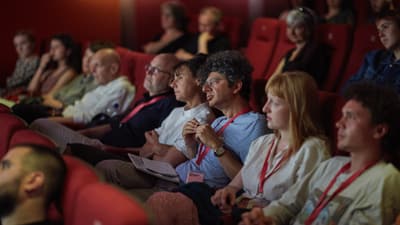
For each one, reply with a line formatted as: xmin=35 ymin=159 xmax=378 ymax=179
xmin=0 ymin=106 xmax=149 ymax=225
xmin=245 ymin=18 xmax=382 ymax=92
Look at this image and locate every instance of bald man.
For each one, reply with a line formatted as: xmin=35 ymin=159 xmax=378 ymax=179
xmin=49 ymin=48 xmax=135 ymax=125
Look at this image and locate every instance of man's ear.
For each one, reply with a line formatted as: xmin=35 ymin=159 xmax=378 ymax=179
xmin=110 ymin=63 xmax=119 ymax=75
xmin=373 ymin=123 xmax=389 ymax=139
xmin=23 ymin=172 xmax=45 ymax=194
xmin=232 ymin=80 xmax=243 ymax=95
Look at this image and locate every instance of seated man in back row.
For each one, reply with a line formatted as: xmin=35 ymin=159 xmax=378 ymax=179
xmin=0 ymin=144 xmax=66 ymax=225
xmin=344 ymin=9 xmax=400 ymax=94
xmin=240 ymin=82 xmax=400 ymax=225
xmin=30 ymin=53 xmax=182 ymax=155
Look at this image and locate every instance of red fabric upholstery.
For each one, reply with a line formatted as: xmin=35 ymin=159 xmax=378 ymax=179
xmin=245 ymin=18 xmax=280 ymax=80
xmin=71 ymin=183 xmax=149 ymax=225
xmin=245 ymin=18 xmax=280 ymax=112
xmin=188 ymin=14 xmax=242 ymax=49
xmin=130 ymin=51 xmax=154 ymax=101
xmin=337 ymin=24 xmax=383 ymax=91
xmin=9 ymin=129 xmax=55 ymax=148
xmin=264 ymin=20 xmax=295 ymax=81
xmin=318 ymin=91 xmax=347 ymax=156
xmin=116 ymin=46 xmax=136 ymax=83
xmin=58 ymin=156 xmax=100 ymax=225
xmin=0 ymin=103 xmax=10 ymax=113
xmin=317 ymin=24 xmax=352 ymax=91
xmin=353 ymin=0 xmax=370 ymax=25
xmin=0 ymin=113 xmax=26 ymax=158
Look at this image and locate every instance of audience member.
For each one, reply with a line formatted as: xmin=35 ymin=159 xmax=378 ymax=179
xmin=0 ymin=31 xmax=39 ymax=97
xmin=0 ymin=144 xmax=66 ymax=225
xmin=11 ymin=41 xmax=114 ymax=123
xmin=26 ymin=33 xmax=80 ymax=98
xmin=271 ymin=7 xmax=331 ymax=87
xmin=344 ymin=9 xmax=400 ymax=94
xmin=32 ymin=48 xmax=135 ymax=126
xmin=143 ymin=1 xmax=190 ymax=54
xmin=95 ymin=54 xmax=214 ymax=200
xmin=369 ymin=0 xmax=394 ymax=22
xmin=147 ymin=71 xmax=330 ymax=225
xmin=322 ymin=0 xmax=354 ymax=25
xmin=145 ymin=50 xmax=267 ymax=222
xmin=30 ymin=53 xmax=181 ymax=152
xmin=240 ymin=83 xmax=400 ymax=225
xmin=175 ymin=7 xmax=231 ymax=60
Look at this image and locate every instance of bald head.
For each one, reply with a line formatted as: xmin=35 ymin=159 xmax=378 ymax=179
xmin=144 ymin=53 xmax=180 ymax=96
xmin=91 ymin=48 xmax=121 ymax=85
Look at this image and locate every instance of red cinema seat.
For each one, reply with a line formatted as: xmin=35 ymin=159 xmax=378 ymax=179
xmin=337 ymin=24 xmax=383 ymax=91
xmin=0 ymin=113 xmax=26 ymax=158
xmin=9 ymin=129 xmax=55 ymax=148
xmin=116 ymin=46 xmax=136 ymax=83
xmin=264 ymin=20 xmax=296 ymax=81
xmin=0 ymin=103 xmax=11 ymax=113
xmin=131 ymin=52 xmax=154 ymax=101
xmin=318 ymin=91 xmax=346 ymax=156
xmin=49 ymin=156 xmax=100 ymax=224
xmin=70 ymin=183 xmax=149 ymax=225
xmin=245 ymin=18 xmax=280 ymax=80
xmin=245 ymin=18 xmax=280 ymax=112
xmin=318 ymin=24 xmax=352 ymax=91
xmin=353 ymin=0 xmax=370 ymax=25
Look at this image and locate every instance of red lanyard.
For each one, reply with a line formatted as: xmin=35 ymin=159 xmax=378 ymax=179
xmin=304 ymin=161 xmax=378 ymax=225
xmin=258 ymin=137 xmax=290 ymax=193
xmin=195 ymin=108 xmax=251 ymax=165
xmin=120 ymin=96 xmax=166 ymax=123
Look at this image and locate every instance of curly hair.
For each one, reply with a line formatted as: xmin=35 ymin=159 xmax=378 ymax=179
xmin=344 ymin=82 xmax=400 ymax=168
xmin=198 ymin=50 xmax=253 ymax=100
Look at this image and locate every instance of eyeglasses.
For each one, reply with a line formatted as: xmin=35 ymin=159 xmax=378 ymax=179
xmin=145 ymin=64 xmax=171 ymax=76
xmin=203 ymin=78 xmax=225 ymax=88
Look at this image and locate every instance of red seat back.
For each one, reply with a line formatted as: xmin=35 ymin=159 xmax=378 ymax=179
xmin=245 ymin=18 xmax=280 ymax=80
xmin=131 ymin=52 xmax=154 ymax=101
xmin=71 ymin=183 xmax=149 ymax=225
xmin=317 ymin=24 xmax=352 ymax=91
xmin=9 ymin=129 xmax=55 ymax=148
xmin=0 ymin=103 xmax=10 ymax=113
xmin=116 ymin=46 xmax=136 ymax=82
xmin=58 ymin=156 xmax=100 ymax=225
xmin=0 ymin=113 xmax=26 ymax=158
xmin=338 ymin=24 xmax=383 ymax=91
xmin=318 ymin=91 xmax=347 ymax=156
xmin=264 ymin=21 xmax=296 ymax=81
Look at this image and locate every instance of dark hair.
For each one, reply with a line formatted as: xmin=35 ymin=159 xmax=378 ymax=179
xmin=14 ymin=30 xmax=35 ymax=44
xmin=199 ymin=50 xmax=253 ymax=100
xmin=88 ymin=40 xmax=115 ymax=53
xmin=173 ymin=53 xmax=208 ymax=79
xmin=344 ymin=82 xmax=400 ymax=168
xmin=49 ymin=33 xmax=81 ymax=73
xmin=13 ymin=143 xmax=66 ymax=206
xmin=161 ymin=1 xmax=188 ymax=31
xmin=375 ymin=9 xmax=400 ymax=27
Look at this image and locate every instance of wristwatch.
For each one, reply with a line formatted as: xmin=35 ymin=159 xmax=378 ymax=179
xmin=213 ymin=146 xmax=226 ymax=157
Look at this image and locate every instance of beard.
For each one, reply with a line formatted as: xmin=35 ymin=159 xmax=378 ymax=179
xmin=0 ymin=179 xmax=20 ymax=218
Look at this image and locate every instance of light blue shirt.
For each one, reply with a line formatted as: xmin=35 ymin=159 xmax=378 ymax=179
xmin=176 ymin=111 xmax=268 ymax=188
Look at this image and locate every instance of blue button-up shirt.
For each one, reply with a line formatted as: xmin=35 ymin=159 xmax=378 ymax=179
xmin=345 ymin=50 xmax=400 ymax=94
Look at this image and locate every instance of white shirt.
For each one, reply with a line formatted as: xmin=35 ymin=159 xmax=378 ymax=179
xmin=62 ymin=76 xmax=135 ymax=124
xmin=241 ymin=134 xmax=330 ymax=203
xmin=155 ymin=103 xmax=212 ymax=159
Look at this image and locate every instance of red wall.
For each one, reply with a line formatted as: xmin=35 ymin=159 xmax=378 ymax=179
xmin=0 ymin=0 xmax=121 ymax=82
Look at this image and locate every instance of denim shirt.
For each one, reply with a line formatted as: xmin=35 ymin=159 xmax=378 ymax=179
xmin=345 ymin=50 xmax=400 ymax=94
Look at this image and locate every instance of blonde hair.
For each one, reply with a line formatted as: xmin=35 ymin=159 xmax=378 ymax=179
xmin=200 ymin=6 xmax=223 ymax=24
xmin=265 ymin=71 xmax=323 ymax=153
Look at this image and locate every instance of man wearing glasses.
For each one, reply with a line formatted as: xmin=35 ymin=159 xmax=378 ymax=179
xmin=30 ymin=53 xmax=183 ymax=164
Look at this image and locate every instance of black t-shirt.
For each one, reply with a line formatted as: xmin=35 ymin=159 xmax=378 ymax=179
xmin=100 ymin=91 xmax=184 ymax=148
xmin=182 ymin=33 xmax=231 ymax=55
